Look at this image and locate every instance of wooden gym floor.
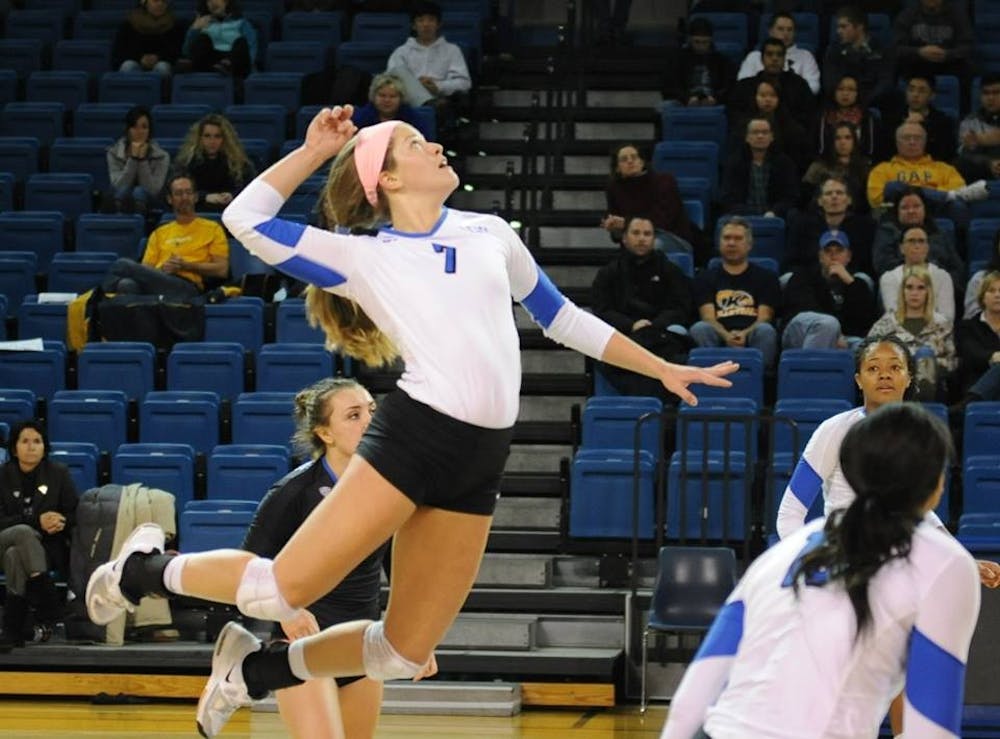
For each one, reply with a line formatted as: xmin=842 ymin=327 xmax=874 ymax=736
xmin=0 ymin=699 xmax=669 ymax=737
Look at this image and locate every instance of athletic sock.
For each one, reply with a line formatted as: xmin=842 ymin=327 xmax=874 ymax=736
xmin=120 ymin=552 xmax=176 ymax=604
xmin=287 ymin=639 xmax=317 ymax=681
xmin=242 ymin=641 xmax=305 ymax=699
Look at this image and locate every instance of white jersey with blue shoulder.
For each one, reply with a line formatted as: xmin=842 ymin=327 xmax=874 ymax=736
xmin=776 ymin=407 xmax=944 ymax=538
xmin=223 ymin=179 xmax=615 ymax=428
xmin=661 ymin=518 xmax=980 ymax=739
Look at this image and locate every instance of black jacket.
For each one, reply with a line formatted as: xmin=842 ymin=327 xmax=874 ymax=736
xmin=957 ymin=314 xmax=1000 ymax=393
xmin=822 ymin=40 xmax=895 ymax=109
xmin=665 ymin=44 xmax=735 ymax=104
xmin=728 ymin=71 xmax=816 ymax=131
xmin=720 ymin=144 xmax=800 ymax=219
xmin=785 ymin=209 xmax=875 ymax=275
xmin=0 ymin=459 xmax=78 ymax=575
xmin=783 ymin=263 xmax=876 ymax=338
xmin=591 ymin=249 xmax=694 ymax=334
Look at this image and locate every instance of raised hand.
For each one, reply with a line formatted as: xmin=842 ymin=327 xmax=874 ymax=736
xmin=659 ymin=360 xmax=739 ymax=406
xmin=304 ymin=106 xmax=358 ymax=162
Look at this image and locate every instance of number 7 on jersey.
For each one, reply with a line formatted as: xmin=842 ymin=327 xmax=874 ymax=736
xmin=433 ymin=243 xmax=456 ymax=274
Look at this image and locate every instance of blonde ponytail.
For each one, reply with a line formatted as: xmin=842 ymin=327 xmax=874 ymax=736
xmin=305 ymin=285 xmax=398 ymax=367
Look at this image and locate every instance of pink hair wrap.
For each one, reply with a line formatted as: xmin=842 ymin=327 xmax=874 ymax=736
xmin=354 ymin=121 xmax=400 ymax=207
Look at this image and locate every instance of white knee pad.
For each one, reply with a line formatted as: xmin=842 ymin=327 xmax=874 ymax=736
xmin=235 ymin=557 xmax=302 ymax=622
xmin=362 ymin=621 xmax=424 ymax=681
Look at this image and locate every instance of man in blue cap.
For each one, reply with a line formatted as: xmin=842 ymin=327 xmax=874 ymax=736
xmin=782 ymin=229 xmax=876 ymax=350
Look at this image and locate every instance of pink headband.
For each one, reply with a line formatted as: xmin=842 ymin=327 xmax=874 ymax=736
xmin=354 ymin=121 xmax=400 ymax=207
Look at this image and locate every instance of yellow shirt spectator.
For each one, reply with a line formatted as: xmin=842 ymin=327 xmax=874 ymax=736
xmin=142 ymin=217 xmax=229 ymax=290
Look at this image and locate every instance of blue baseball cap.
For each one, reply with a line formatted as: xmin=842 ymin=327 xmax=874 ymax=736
xmin=819 ymin=229 xmax=850 ymax=249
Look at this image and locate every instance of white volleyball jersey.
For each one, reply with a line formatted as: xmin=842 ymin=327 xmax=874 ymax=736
xmin=224 ymin=180 xmax=615 ymax=428
xmin=661 ymin=519 xmax=980 ymax=739
xmin=775 ymin=408 xmax=944 ymax=538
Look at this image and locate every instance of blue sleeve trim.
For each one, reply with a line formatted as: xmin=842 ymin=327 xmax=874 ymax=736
xmin=694 ymin=600 xmax=745 ymax=660
xmin=277 ymin=255 xmax=347 ymax=289
xmin=907 ymin=627 xmax=965 ymax=734
xmin=521 ymin=268 xmax=566 ymax=329
xmin=254 ymin=217 xmax=306 ymax=248
xmin=788 ymin=458 xmax=823 ymax=509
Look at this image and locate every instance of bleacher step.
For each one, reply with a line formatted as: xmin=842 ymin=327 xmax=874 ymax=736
xmin=493 ymin=496 xmax=562 ymax=529
xmin=442 ymin=613 xmax=538 ymax=650
xmin=517 ymin=394 xmax=584 ymax=422
xmin=476 ymin=121 xmax=655 ymax=141
xmin=538 ymin=226 xmax=610 ymax=248
xmin=477 ymin=553 xmax=554 ymax=588
xmin=506 ymin=442 xmax=573 ymax=473
xmin=521 ymin=348 xmax=585 ymax=374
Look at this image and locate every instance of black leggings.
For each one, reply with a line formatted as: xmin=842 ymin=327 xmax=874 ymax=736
xmin=188 ymin=33 xmax=252 ymax=77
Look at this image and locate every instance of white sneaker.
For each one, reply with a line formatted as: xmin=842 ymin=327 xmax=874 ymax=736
xmin=954 ymin=179 xmax=991 ymax=202
xmin=196 ymin=621 xmax=262 ymax=738
xmin=85 ymin=523 xmax=165 ymax=626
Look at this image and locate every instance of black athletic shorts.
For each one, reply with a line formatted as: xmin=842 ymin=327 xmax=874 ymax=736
xmin=356 ymin=390 xmax=514 ymax=516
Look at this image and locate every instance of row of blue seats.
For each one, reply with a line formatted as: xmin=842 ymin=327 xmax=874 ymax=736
xmin=0 ymin=337 xmax=343 ymax=400
xmin=8 ymin=0 xmax=489 ymax=17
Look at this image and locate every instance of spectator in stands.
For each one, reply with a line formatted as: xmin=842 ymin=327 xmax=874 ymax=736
xmin=663 ymin=16 xmax=734 ymax=107
xmin=105 ymin=105 xmax=170 ymax=216
xmin=822 ymin=6 xmax=895 ymax=110
xmin=965 ymin=229 xmax=1000 ymax=319
xmin=869 ymin=264 xmax=956 ymax=399
xmin=738 ymin=12 xmax=820 ymax=95
xmin=956 ymin=75 xmax=1000 ymax=183
xmin=801 ymin=123 xmax=872 ymax=216
xmin=112 ymin=0 xmax=186 ymax=77
xmin=788 ymin=174 xmax=874 ymax=274
xmin=102 ymin=174 xmax=229 ymax=298
xmin=782 ymin=229 xmax=875 ymax=351
xmin=892 ymin=0 xmax=973 ymax=89
xmin=182 ymin=0 xmax=257 ymax=78
xmin=591 ymin=215 xmax=694 ymax=397
xmin=243 ymin=378 xmax=420 ymax=739
xmin=728 ymin=79 xmax=810 ymax=172
xmin=866 ymin=121 xmax=988 ymax=223
xmin=877 ymin=75 xmax=957 ymax=163
xmin=385 ymin=1 xmax=471 ymax=108
xmin=351 ymin=73 xmax=433 ymax=141
xmin=0 ymin=421 xmax=77 ymax=650
xmin=720 ymin=117 xmax=799 ymax=219
xmin=173 ymin=113 xmax=256 ymax=213
xmin=815 ymin=75 xmax=876 ymax=159
xmin=728 ymin=38 xmax=816 ymax=130
xmin=871 ymin=186 xmax=964 ymax=291
xmin=957 ymin=271 xmax=1000 ymax=403
xmin=879 ymin=225 xmax=956 ymax=322
xmin=689 ymin=217 xmax=780 ymax=370
xmin=601 ymin=143 xmax=696 ymax=255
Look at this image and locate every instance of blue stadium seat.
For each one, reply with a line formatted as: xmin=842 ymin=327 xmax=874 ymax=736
xmin=1 ymin=103 xmax=65 ymax=147
xmin=183 ymin=499 xmax=258 ymax=512
xmin=280 ymin=174 xmax=325 ymax=219
xmin=52 ymin=40 xmax=112 ymax=78
xmin=204 ymin=297 xmax=265 ymax=354
xmin=676 ymin=177 xmax=711 ymax=222
xmin=48 ymin=389 xmax=127 ymax=453
xmin=231 ymin=392 xmax=295 ymax=449
xmin=98 ymin=72 xmax=163 ymax=108
xmin=295 ymin=106 xmax=323 ymax=138
xmin=0 ymin=389 xmax=36 ymax=428
xmin=223 ymin=104 xmax=287 ymax=145
xmin=26 ymin=71 xmax=89 ymax=111
xmin=681 ymin=200 xmax=704 ymax=231
xmin=688 ymin=347 xmax=764 ymax=407
xmin=5 ymin=11 xmax=65 ymax=48
xmin=580 ymin=396 xmax=662 ymax=458
xmin=0 ymin=253 xmax=38 ymax=318
xmin=265 ymin=41 xmax=328 ymax=74
xmin=281 ymin=11 xmax=345 ymax=46
xmin=652 ymin=142 xmax=719 ymax=196
xmin=72 ymin=102 xmax=133 ymax=138
xmin=0 ymin=341 xmax=65 ymax=400
xmin=274 ymin=298 xmax=325 ymax=343
xmin=0 ymin=137 xmax=41 ymax=184
xmin=241 ymin=137 xmax=273 ymax=171
xmin=963 ymin=455 xmax=1000 ymax=515
xmin=48 ymin=137 xmax=114 ymax=190
xmin=75 ymin=213 xmax=144 ymax=258
xmin=17 ymin=295 xmax=69 ymax=342
xmin=170 ymin=74 xmax=234 ymax=109
xmin=73 ymin=10 xmax=124 ymax=40
xmin=957 ymin=511 xmax=1000 ymax=559
xmin=208 ymin=443 xmax=289 ymax=501
xmin=410 ymin=105 xmax=437 ymax=140
xmin=179 ymin=507 xmax=255 ymax=552
xmin=667 ymin=449 xmax=750 ymax=541
xmin=933 ymin=75 xmax=961 ymax=121
xmin=964 ymin=402 xmax=1000 ymax=461
xmin=255 ymin=343 xmax=334 ymax=392
xmin=351 ymin=12 xmax=409 ymax=44
xmin=661 ymin=105 xmax=727 ymax=150
xmin=78 ymin=341 xmax=156 ymax=400
xmin=968 ymin=219 xmax=1000 ymax=264
xmin=569 ymin=449 xmax=656 ymax=538
xmin=771 ymin=398 xmax=853 ymax=459
xmin=242 ymin=73 xmax=303 ymax=112
xmin=335 ymin=42 xmax=395 ymax=75
xmin=167 ymin=342 xmax=245 ymax=400
xmin=150 ymin=104 xmax=212 ymax=138
xmin=25 ymin=173 xmax=93 ymax=220
xmin=49 ymin=440 xmax=100 ymax=492
xmin=689 ymin=12 xmax=748 ymax=49
xmin=113 ymin=442 xmax=196 ymax=510
xmin=228 ymin=238 xmax=275 ymax=280
xmin=666 ymin=250 xmax=694 ymax=278
xmin=0 ymin=40 xmax=44 ymax=80
xmin=0 ymin=173 xmax=13 ymax=213
xmin=0 ymin=71 xmax=15 ymax=107
xmin=675 ymin=397 xmax=759 ymax=457
xmin=0 ymin=212 xmax=63 ymax=269
xmin=777 ymin=348 xmax=857 ymax=404
xmin=713 ymin=215 xmax=785 ymax=263
xmin=139 ymin=390 xmax=220 ymax=454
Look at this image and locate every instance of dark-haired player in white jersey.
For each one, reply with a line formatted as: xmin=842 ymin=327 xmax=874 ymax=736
xmin=84 ymin=106 xmax=738 ymax=737
xmin=663 ymin=403 xmax=980 ymax=739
